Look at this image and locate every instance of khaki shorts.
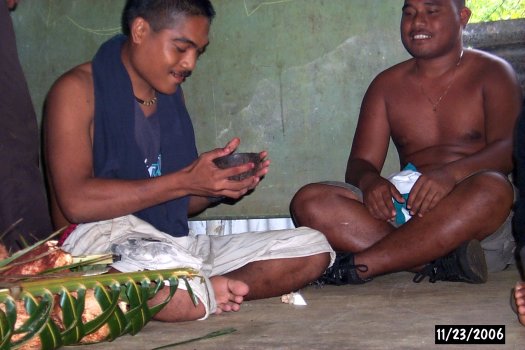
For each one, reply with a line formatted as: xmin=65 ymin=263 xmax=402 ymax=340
xmin=320 ymin=181 xmax=515 ymax=272
xmin=62 ymin=214 xmax=335 ymax=319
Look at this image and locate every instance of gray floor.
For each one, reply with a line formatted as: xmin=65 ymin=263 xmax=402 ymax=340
xmin=77 ymin=267 xmax=524 ymax=350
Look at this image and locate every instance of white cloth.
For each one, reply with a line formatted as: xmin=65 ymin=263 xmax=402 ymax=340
xmin=61 ymin=214 xmax=335 ymax=319
xmin=387 ymin=168 xmax=421 ymax=223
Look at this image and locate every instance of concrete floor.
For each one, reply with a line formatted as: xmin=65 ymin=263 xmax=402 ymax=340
xmin=78 ymin=266 xmax=524 ymax=350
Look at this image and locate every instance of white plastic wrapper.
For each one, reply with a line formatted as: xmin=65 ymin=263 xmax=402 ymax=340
xmin=281 ymin=292 xmax=307 ymax=306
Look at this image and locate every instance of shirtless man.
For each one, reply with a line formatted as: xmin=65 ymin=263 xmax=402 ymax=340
xmin=44 ymin=0 xmax=332 ymax=321
xmin=291 ymin=0 xmax=522 ymax=285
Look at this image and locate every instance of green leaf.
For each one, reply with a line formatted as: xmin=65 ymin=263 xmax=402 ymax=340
xmin=59 ymin=287 xmax=85 ymax=344
xmin=11 ymin=292 xmax=54 ymax=348
xmin=0 ymin=308 xmax=12 ymax=350
xmin=183 ymin=277 xmax=199 ymax=306
xmin=122 ymin=278 xmax=149 ymax=335
xmin=0 ymin=297 xmax=17 ymax=350
xmin=37 ymin=314 xmax=63 ymax=350
xmin=89 ymin=282 xmax=126 ymax=341
xmin=39 ymin=254 xmax=114 ymax=276
xmin=150 ymin=327 xmax=237 ymax=349
xmin=147 ymin=276 xmax=179 ymax=317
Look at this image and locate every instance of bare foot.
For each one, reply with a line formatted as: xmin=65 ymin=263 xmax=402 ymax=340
xmin=210 ymin=275 xmax=249 ymax=314
xmin=515 ymin=282 xmax=525 ymax=326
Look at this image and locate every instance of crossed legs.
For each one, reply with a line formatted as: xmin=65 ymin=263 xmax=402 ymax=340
xmin=291 ymin=171 xmax=514 ymax=279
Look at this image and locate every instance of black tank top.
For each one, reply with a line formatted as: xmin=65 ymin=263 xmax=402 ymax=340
xmin=134 ymin=103 xmax=161 ymax=177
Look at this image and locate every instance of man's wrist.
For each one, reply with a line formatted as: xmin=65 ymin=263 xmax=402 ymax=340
xmin=358 ymin=172 xmax=382 ymax=191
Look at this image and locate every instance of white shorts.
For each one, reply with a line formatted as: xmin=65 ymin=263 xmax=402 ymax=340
xmin=61 ymin=214 xmax=335 ymax=318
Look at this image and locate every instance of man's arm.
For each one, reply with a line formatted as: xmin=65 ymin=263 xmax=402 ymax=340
xmin=345 ymin=76 xmax=403 ymax=222
xmin=44 ymin=66 xmax=264 ymax=226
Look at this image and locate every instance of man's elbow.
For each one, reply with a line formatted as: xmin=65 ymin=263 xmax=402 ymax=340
xmin=54 ymin=195 xmax=92 ymax=227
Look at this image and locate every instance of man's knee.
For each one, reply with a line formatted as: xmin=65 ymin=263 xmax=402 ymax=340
xmin=290 ymin=183 xmax=325 ymax=215
xmin=462 ymin=170 xmax=514 ymax=204
xmin=311 ymin=251 xmax=332 ymax=272
xmin=458 ymin=171 xmax=514 ymax=235
xmin=303 ymin=252 xmax=332 ymax=281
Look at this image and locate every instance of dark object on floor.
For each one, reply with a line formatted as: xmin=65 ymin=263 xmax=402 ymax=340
xmin=315 ymin=252 xmax=371 ymax=286
xmin=413 ymin=240 xmax=488 ymax=284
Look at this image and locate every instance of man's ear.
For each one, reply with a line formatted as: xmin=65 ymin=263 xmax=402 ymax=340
xmin=459 ymin=6 xmax=472 ymax=28
xmin=130 ymin=17 xmax=149 ymax=43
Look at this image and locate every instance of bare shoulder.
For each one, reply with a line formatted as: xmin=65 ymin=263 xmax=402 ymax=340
xmin=48 ymin=62 xmax=93 ymax=101
xmin=467 ymin=49 xmax=519 ymax=85
xmin=366 ymin=59 xmax=413 ymax=94
xmin=46 ymin=62 xmax=94 ymax=124
xmin=350 ymin=60 xmax=413 ymax=160
xmin=468 ymin=48 xmax=515 ymax=70
xmin=358 ymin=59 xmax=414 ymax=114
xmin=464 ymin=49 xmax=522 ymax=112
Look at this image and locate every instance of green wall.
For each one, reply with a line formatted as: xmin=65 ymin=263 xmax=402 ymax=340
xmin=12 ymin=0 xmax=409 ymax=219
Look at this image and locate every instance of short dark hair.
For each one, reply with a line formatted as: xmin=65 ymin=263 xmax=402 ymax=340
xmin=121 ymin=0 xmax=216 ymax=36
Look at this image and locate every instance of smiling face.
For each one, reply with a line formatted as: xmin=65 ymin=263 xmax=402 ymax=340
xmin=126 ymin=14 xmax=210 ymax=96
xmin=400 ymin=0 xmax=470 ymax=59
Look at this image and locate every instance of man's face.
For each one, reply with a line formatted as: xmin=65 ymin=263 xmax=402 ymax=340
xmin=132 ymin=15 xmax=210 ymax=95
xmin=400 ymin=0 xmax=469 ymax=59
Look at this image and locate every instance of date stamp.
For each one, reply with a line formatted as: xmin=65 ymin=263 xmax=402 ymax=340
xmin=435 ymin=325 xmax=505 ymax=344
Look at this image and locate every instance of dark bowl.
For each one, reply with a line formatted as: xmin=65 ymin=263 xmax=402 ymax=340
xmin=213 ymin=152 xmax=260 ymax=180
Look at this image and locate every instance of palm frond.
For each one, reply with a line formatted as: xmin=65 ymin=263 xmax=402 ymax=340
xmin=150 ymin=327 xmax=237 ymax=349
xmin=0 ymin=269 xmax=200 ymax=350
xmin=0 ymin=229 xmax=64 ymax=269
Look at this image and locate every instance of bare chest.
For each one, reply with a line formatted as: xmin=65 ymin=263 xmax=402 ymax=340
xmin=386 ymin=81 xmax=486 ymax=154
